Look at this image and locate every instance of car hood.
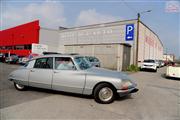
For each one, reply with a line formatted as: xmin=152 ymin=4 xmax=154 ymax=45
xmin=85 ymin=67 xmax=131 ymax=81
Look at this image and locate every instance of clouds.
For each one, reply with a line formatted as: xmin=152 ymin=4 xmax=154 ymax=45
xmin=76 ymin=9 xmax=120 ymax=26
xmin=2 ymin=1 xmax=121 ymax=30
xmin=2 ymin=1 xmax=66 ymax=30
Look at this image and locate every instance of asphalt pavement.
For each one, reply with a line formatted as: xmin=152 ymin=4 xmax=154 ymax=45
xmin=0 ymin=63 xmax=179 ymax=120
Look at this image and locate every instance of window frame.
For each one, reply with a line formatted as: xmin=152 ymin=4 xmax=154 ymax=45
xmin=33 ymin=57 xmax=53 ymax=69
xmin=54 ymin=57 xmax=77 ymax=70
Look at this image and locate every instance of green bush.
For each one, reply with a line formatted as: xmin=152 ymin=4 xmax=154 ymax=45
xmin=127 ymin=64 xmax=140 ymax=72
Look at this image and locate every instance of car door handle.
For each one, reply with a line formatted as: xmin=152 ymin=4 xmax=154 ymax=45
xmin=30 ymin=70 xmax=35 ymax=72
xmin=53 ymin=71 xmax=59 ymax=73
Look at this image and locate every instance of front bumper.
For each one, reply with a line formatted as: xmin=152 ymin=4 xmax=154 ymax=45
xmin=117 ymin=88 xmax=139 ymax=97
xmin=141 ymin=66 xmax=156 ymax=70
xmin=166 ymin=74 xmax=180 ymax=79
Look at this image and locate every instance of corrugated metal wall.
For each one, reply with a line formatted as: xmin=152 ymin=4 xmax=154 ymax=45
xmin=59 ymin=20 xmax=137 ymax=65
xmin=138 ymin=22 xmax=163 ymax=64
xmin=65 ymin=44 xmax=130 ymax=71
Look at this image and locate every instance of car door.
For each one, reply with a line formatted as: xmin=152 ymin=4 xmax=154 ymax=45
xmin=52 ymin=57 xmax=86 ymax=94
xmin=28 ymin=57 xmax=53 ymax=89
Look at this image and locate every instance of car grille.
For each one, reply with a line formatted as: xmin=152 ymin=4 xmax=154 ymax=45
xmin=144 ymin=65 xmax=153 ymax=67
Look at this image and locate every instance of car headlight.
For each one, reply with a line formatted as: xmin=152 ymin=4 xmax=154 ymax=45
xmin=120 ymin=81 xmax=133 ymax=90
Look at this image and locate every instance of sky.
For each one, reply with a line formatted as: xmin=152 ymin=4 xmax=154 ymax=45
xmin=1 ymin=0 xmax=180 ymax=58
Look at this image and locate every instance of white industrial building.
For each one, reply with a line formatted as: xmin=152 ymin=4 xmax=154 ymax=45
xmin=39 ymin=19 xmax=163 ymax=71
xmin=163 ymin=54 xmax=175 ymax=62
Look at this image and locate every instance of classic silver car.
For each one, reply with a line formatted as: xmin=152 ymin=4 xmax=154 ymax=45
xmin=8 ymin=54 xmax=138 ymax=104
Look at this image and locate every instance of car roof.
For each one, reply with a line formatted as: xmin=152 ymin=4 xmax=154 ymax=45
xmin=32 ymin=54 xmax=82 ymax=60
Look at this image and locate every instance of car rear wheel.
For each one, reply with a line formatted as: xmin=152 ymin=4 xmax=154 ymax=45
xmin=93 ymin=83 xmax=115 ymax=104
xmin=14 ymin=82 xmax=26 ymax=91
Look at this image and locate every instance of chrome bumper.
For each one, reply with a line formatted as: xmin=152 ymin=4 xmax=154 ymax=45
xmin=117 ymin=88 xmax=139 ymax=97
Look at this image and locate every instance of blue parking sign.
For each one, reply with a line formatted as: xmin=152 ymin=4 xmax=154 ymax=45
xmin=125 ymin=24 xmax=134 ymax=41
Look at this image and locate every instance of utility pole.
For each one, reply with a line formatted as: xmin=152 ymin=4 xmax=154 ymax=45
xmin=136 ymin=10 xmax=151 ymax=66
xmin=136 ymin=13 xmax=140 ymax=65
xmin=166 ymin=48 xmax=168 ymax=61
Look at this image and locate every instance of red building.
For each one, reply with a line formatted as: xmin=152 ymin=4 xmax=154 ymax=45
xmin=0 ymin=20 xmax=40 ymax=56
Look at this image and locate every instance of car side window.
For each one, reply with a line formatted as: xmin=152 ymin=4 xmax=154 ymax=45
xmin=55 ymin=57 xmax=75 ymax=70
xmin=34 ymin=57 xmax=53 ymax=69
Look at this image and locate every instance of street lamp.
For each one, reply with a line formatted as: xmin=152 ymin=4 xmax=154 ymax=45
xmin=137 ymin=10 xmax=152 ymax=22
xmin=136 ymin=10 xmax=152 ymax=65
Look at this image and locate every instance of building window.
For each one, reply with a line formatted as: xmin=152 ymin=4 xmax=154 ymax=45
xmin=15 ymin=45 xmax=24 ymax=50
xmin=24 ymin=45 xmax=32 ymax=50
xmin=6 ymin=46 xmax=12 ymax=50
xmin=2 ymin=47 xmax=5 ymax=50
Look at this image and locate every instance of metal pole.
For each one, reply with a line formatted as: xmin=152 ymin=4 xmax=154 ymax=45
xmin=136 ymin=13 xmax=140 ymax=65
xmin=135 ymin=10 xmax=151 ymax=65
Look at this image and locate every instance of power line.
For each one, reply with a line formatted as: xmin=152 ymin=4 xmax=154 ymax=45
xmin=121 ymin=0 xmax=137 ymax=14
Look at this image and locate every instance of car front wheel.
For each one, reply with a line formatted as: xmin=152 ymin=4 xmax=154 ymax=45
xmin=93 ymin=83 xmax=115 ymax=104
xmin=154 ymin=68 xmax=157 ymax=72
xmin=14 ymin=82 xmax=26 ymax=91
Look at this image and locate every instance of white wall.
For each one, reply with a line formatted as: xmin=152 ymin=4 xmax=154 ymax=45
xmin=39 ymin=28 xmax=64 ymax=52
xmin=138 ymin=22 xmax=163 ymax=64
xmin=163 ymin=54 xmax=174 ymax=61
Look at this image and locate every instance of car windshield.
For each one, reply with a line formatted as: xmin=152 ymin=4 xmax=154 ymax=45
xmin=74 ymin=56 xmax=92 ymax=70
xmin=85 ymin=56 xmax=99 ymax=62
xmin=144 ymin=60 xmax=155 ymax=63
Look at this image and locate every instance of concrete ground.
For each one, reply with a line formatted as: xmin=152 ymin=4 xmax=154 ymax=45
xmin=0 ymin=63 xmax=179 ymax=120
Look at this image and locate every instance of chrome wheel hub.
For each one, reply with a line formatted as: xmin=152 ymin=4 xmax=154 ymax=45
xmin=99 ymin=87 xmax=113 ymax=102
xmin=16 ymin=83 xmax=24 ymax=89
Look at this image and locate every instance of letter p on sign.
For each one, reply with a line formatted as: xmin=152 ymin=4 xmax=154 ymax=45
xmin=125 ymin=24 xmax=134 ymax=41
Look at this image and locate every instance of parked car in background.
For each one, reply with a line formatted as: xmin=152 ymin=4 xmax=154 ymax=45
xmin=0 ymin=53 xmax=4 ymax=62
xmin=0 ymin=53 xmax=8 ymax=62
xmin=8 ymin=54 xmax=138 ymax=104
xmin=18 ymin=53 xmax=39 ymax=65
xmin=155 ymin=60 xmax=161 ymax=68
xmin=159 ymin=60 xmax=165 ymax=67
xmin=168 ymin=61 xmax=175 ymax=66
xmin=85 ymin=56 xmax=101 ymax=67
xmin=5 ymin=54 xmax=19 ymax=64
xmin=156 ymin=60 xmax=164 ymax=68
xmin=164 ymin=60 xmax=175 ymax=66
xmin=141 ymin=59 xmax=158 ymax=72
xmin=18 ymin=56 xmax=29 ymax=65
xmin=166 ymin=65 xmax=180 ymax=79
xmin=28 ymin=53 xmax=39 ymax=60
